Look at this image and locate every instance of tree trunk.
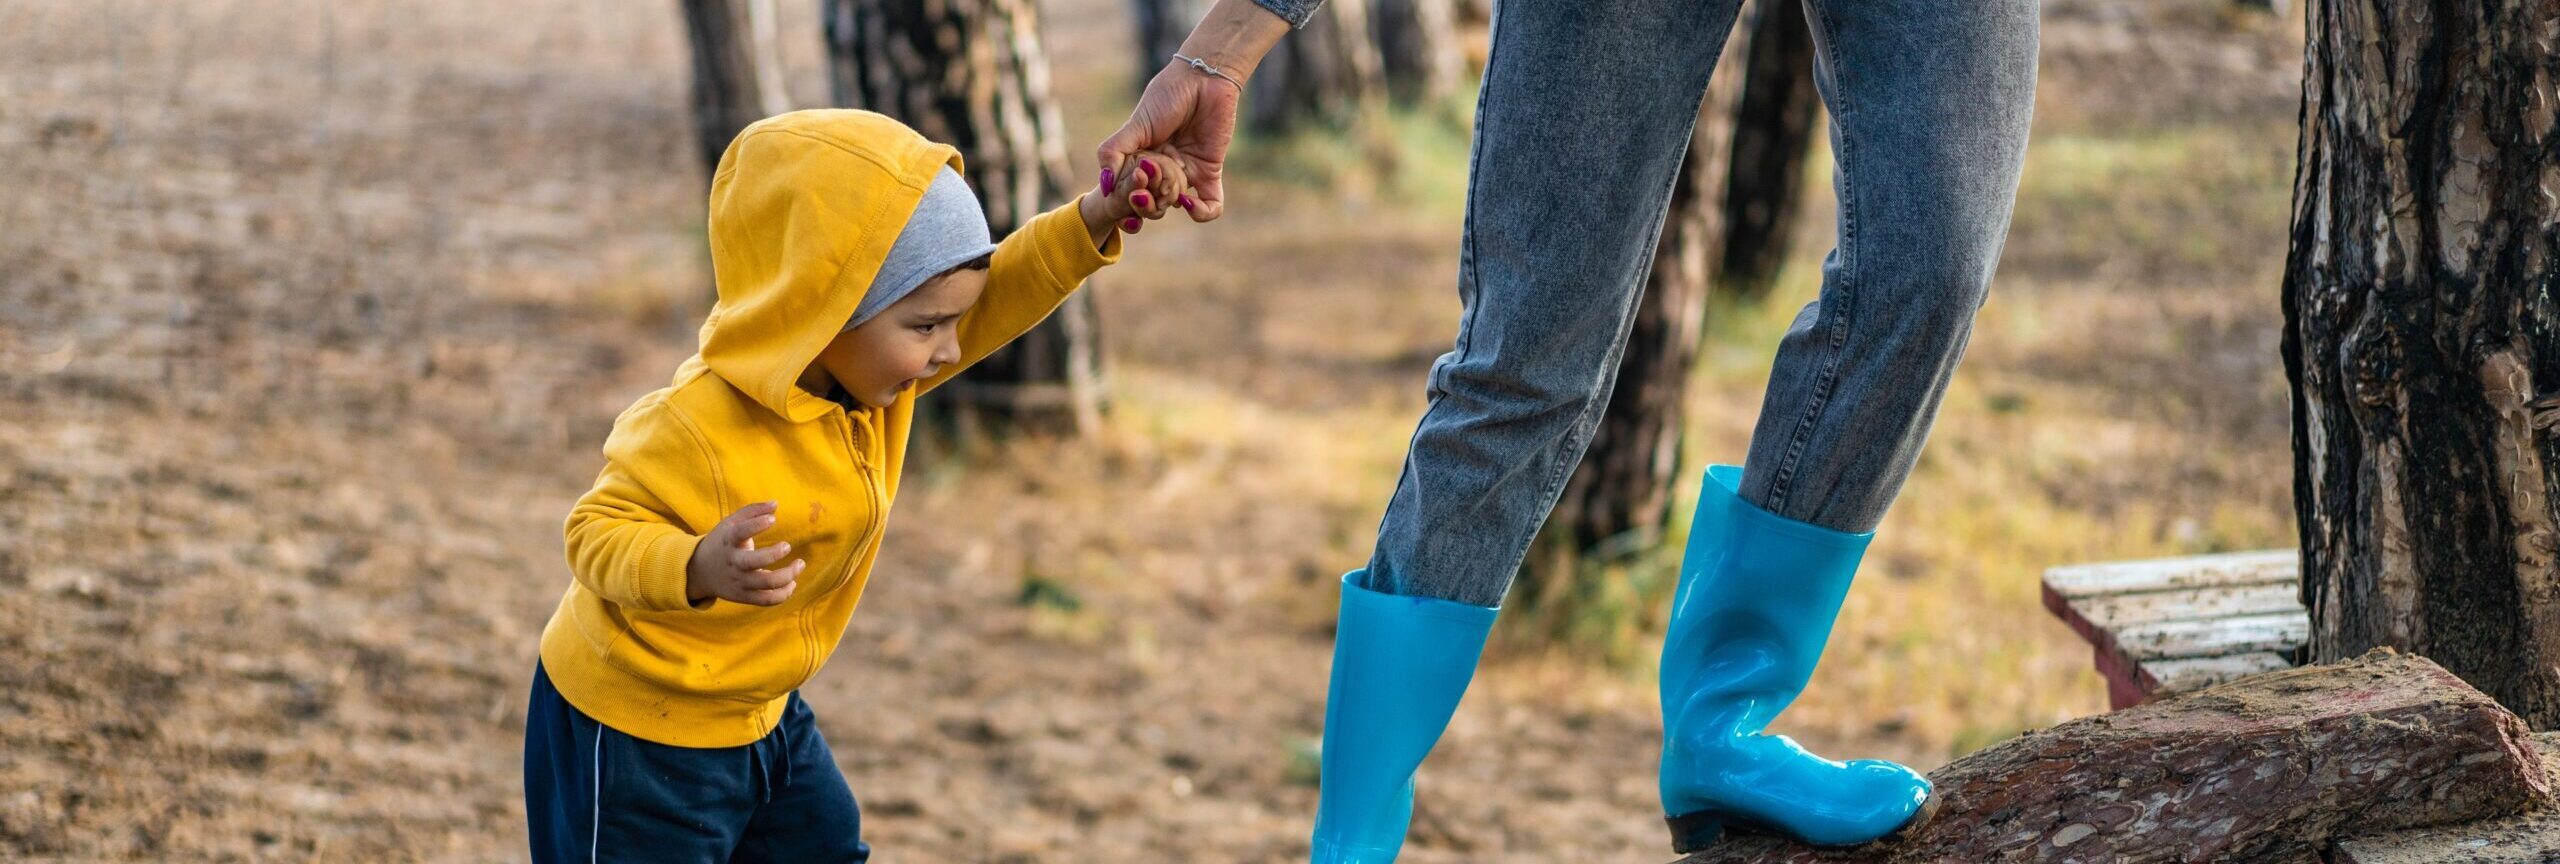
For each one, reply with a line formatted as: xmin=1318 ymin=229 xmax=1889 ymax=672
xmin=1369 ymin=0 xmax=1463 ymax=105
xmin=824 ymin=0 xmax=1106 ymax=434
xmin=1453 ymin=0 xmax=1490 ymax=27
xmin=2283 ymin=0 xmax=2560 ymax=729
xmin=1245 ymin=0 xmax=1386 ymax=133
xmin=1517 ymin=4 xmax=1757 ymax=629
xmin=1716 ymin=0 xmax=1821 ymax=300
xmin=681 ymin=0 xmax=791 ymax=182
xmin=1672 ymin=651 xmax=2554 ymax=864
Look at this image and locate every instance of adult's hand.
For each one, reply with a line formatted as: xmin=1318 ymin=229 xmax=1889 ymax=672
xmin=1097 ymin=64 xmax=1242 ymax=223
xmin=1094 ymin=0 xmax=1292 ymax=224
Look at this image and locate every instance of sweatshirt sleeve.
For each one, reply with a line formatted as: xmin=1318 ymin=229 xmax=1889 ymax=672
xmin=1248 ymin=0 xmax=1322 ymax=28
xmin=917 ymin=194 xmax=1124 ymax=394
xmin=562 ymin=396 xmax=721 ymax=614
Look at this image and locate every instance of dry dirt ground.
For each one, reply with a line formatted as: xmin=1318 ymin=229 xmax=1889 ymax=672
xmin=0 ymin=0 xmax=2305 ymax=860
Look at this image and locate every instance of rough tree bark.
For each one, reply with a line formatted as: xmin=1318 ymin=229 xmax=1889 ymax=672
xmin=824 ymin=0 xmax=1106 ymax=433
xmin=1673 ymin=651 xmax=2554 ymax=864
xmin=2282 ymin=0 xmax=2560 ymax=728
xmin=1369 ymin=0 xmax=1463 ymax=105
xmin=1518 ymin=4 xmax=1758 ymax=616
xmin=680 ymin=0 xmax=791 ymax=182
xmin=1716 ymin=0 xmax=1821 ymax=299
xmin=2330 ymin=739 xmax=2560 ymax=864
xmin=1245 ymin=0 xmax=1386 ymax=132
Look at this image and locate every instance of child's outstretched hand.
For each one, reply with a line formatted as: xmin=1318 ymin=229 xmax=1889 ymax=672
xmin=1079 ymin=148 xmax=1192 ymax=247
xmin=686 ymin=501 xmax=803 ymax=607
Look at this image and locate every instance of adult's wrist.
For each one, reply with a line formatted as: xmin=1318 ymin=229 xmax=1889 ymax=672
xmin=1174 ymin=0 xmax=1290 ymax=84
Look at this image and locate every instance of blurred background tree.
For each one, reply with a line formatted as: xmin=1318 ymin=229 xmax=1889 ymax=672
xmin=1131 ymin=0 xmax=1203 ymax=92
xmin=1715 ymin=0 xmax=1819 ymax=300
xmin=1368 ymin=0 xmax=1462 ymax=105
xmin=1244 ymin=0 xmax=1387 ymax=133
xmin=679 ymin=0 xmax=792 ymax=183
xmin=822 ymin=0 xmax=1109 ymax=435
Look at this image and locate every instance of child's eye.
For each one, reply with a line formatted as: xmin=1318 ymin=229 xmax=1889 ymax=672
xmin=914 ymin=323 xmax=938 ymax=335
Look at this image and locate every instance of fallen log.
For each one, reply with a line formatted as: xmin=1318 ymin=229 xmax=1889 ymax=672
xmin=1673 ymin=649 xmax=2550 ymax=864
xmin=2327 ymin=733 xmax=2560 ymax=863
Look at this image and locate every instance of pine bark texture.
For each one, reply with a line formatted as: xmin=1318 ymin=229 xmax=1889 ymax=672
xmin=2282 ymin=0 xmax=2560 ymax=728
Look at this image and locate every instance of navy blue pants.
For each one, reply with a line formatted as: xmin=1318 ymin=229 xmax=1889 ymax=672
xmin=523 ymin=663 xmax=871 ymax=863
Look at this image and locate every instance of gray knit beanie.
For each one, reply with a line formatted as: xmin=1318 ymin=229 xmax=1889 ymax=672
xmin=848 ymin=166 xmax=997 ymax=331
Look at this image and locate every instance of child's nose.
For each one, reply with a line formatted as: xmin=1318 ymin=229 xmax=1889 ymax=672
xmin=932 ymin=334 xmax=961 ymax=366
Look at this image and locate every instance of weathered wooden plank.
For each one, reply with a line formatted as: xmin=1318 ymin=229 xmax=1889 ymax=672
xmin=2042 ymin=549 xmax=2296 ymax=600
xmin=2040 ymin=579 xmax=2104 ymax=645
xmin=2074 ymin=581 xmax=2306 ymax=635
xmin=2328 ymin=734 xmax=2560 ymax=864
xmin=2041 ymin=551 xmax=2312 ymax=709
xmin=2139 ymin=652 xmax=2296 ymax=694
xmin=2112 ymin=610 xmax=2308 ymax=662
xmin=1672 ymin=651 xmax=2553 ymax=864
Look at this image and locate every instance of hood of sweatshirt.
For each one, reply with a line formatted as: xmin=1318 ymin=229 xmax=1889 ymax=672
xmin=697 ymin=109 xmax=964 ymax=424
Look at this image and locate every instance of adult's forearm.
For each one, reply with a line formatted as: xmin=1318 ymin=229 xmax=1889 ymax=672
xmin=1178 ymin=0 xmax=1299 ymax=79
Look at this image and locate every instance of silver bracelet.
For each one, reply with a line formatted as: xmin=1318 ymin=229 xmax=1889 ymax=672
xmin=1171 ymin=53 xmax=1243 ymax=89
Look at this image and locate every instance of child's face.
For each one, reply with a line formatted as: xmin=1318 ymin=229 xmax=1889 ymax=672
xmin=813 ymin=267 xmax=988 ymax=408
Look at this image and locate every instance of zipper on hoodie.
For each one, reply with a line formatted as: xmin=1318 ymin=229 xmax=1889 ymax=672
xmin=790 ymin=406 xmax=889 ymax=691
xmin=827 ymin=407 xmax=888 ymax=591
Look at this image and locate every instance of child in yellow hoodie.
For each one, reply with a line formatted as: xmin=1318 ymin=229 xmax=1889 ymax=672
xmin=523 ymin=109 xmax=1191 ymax=863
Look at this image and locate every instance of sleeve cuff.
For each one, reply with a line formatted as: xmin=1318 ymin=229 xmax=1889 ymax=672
xmin=633 ymin=527 xmax=708 ymax=612
xmin=1030 ymin=194 xmax=1122 ymax=290
xmin=1248 ymin=0 xmax=1317 ymax=28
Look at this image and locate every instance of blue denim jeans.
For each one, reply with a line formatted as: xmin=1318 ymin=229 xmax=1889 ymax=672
xmin=1357 ymin=0 xmax=2040 ymax=606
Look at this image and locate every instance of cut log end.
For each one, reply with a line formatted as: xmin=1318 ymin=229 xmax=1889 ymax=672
xmin=2327 ymin=733 xmax=2560 ymax=864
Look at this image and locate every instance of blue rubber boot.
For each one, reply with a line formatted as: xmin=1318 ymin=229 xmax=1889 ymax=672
xmin=1309 ymin=571 xmax=1498 ymax=864
xmin=1658 ymin=465 xmax=1931 ymax=852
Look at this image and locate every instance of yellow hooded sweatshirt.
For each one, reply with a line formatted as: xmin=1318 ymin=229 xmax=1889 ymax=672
xmin=540 ymin=110 xmax=1119 ymax=748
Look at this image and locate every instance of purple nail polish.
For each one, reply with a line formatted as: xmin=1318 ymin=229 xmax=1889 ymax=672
xmin=1132 ymin=191 xmax=1153 ymax=210
xmin=1101 ymin=168 xmax=1116 ymax=195
xmin=1139 ymin=159 xmax=1158 ymax=180
xmin=1122 ymin=218 xmax=1141 ymax=232
xmin=1179 ymin=194 xmax=1198 ymax=210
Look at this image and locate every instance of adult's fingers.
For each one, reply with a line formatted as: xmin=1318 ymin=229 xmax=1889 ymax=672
xmin=1095 ymin=115 xmax=1155 ymax=193
xmin=1131 ymin=187 xmax=1166 ymax=220
xmin=1096 ymin=69 xmax=1195 ymax=192
xmin=1171 ymin=76 xmax=1238 ymax=223
xmin=1185 ymin=174 xmax=1226 ymax=222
